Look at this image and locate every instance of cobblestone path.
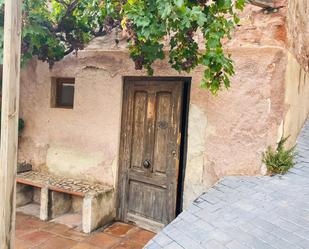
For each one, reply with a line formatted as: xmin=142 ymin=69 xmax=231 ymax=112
xmin=145 ymin=120 xmax=309 ymax=249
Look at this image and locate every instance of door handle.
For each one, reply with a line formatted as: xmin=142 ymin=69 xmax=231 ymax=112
xmin=143 ymin=160 xmax=151 ymax=169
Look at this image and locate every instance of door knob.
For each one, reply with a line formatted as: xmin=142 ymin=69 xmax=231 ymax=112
xmin=143 ymin=160 xmax=151 ymax=168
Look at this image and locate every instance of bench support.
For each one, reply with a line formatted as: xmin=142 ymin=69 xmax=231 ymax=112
xmin=40 ymin=187 xmax=49 ymax=221
xmin=16 ymin=179 xmax=115 ymax=233
xmin=82 ymin=191 xmax=114 ymax=233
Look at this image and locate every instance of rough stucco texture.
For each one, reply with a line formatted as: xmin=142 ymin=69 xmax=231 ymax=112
xmin=287 ymin=0 xmax=309 ymax=71
xmin=19 ymin=58 xmax=123 ymax=186
xmin=283 ymin=54 xmax=309 ymax=148
xmin=18 ymin=4 xmax=290 ymax=207
xmin=19 ymin=47 xmax=286 ymax=208
xmin=279 ymin=0 xmax=309 ymax=148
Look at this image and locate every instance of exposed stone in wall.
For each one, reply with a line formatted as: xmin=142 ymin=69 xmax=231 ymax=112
xmin=283 ymin=53 xmax=309 ymax=147
xmin=287 ymin=0 xmax=309 ymax=71
xmin=204 ymin=48 xmax=285 ymax=175
xmin=183 ymin=47 xmax=286 ymax=207
xmin=183 ymin=104 xmax=218 ymax=208
xmin=85 ymin=3 xmax=288 ymax=53
xmin=225 ymin=2 xmax=287 ymax=49
xmin=267 ymin=49 xmax=288 ymax=146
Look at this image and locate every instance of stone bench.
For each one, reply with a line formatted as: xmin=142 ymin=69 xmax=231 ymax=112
xmin=16 ymin=171 xmax=114 ymax=233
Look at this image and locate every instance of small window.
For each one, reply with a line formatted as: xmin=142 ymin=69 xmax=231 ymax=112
xmin=51 ymin=78 xmax=75 ymax=109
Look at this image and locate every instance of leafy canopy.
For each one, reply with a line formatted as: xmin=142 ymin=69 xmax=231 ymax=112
xmin=0 ymin=0 xmax=245 ymax=94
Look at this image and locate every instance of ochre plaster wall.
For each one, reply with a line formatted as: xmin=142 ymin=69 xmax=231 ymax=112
xmin=282 ymin=54 xmax=309 ymax=147
xmin=280 ymin=0 xmax=309 ymax=148
xmin=287 ymin=0 xmax=309 ymax=71
xmin=19 ymin=48 xmax=286 ymax=208
xmin=18 ymin=4 xmax=289 ymax=208
xmin=19 ymin=57 xmax=123 ymax=187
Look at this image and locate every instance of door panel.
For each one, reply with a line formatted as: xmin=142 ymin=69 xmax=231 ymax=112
xmin=153 ymin=92 xmax=172 ymax=175
xmin=118 ymin=78 xmax=184 ymax=232
xmin=130 ymin=91 xmax=148 ymax=170
xmin=128 ymin=180 xmax=166 ymax=222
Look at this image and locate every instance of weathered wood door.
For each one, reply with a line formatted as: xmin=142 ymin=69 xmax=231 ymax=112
xmin=118 ymin=78 xmax=184 ymax=232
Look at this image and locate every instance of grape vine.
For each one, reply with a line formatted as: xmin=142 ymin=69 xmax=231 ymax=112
xmin=0 ymin=0 xmax=245 ymax=94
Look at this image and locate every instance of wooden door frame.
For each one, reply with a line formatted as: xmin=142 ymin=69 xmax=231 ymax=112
xmin=116 ymin=76 xmax=191 ymax=222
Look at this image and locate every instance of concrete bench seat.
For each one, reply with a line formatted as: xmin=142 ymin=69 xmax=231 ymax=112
xmin=16 ymin=171 xmax=114 ymax=233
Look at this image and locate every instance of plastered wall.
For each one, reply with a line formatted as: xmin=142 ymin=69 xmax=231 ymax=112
xmin=280 ymin=0 xmax=309 ymax=148
xmin=19 ymin=48 xmax=286 ymax=207
xmin=282 ymin=55 xmax=309 ymax=147
xmin=287 ymin=0 xmax=309 ymax=71
xmin=18 ymin=3 xmax=291 ymax=208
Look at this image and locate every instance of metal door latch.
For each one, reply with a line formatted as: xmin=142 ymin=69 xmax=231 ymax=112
xmin=143 ymin=160 xmax=151 ymax=168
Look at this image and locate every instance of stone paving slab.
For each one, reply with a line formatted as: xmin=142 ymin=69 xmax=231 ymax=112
xmin=15 ymin=212 xmax=155 ymax=249
xmin=145 ymin=120 xmax=309 ymax=249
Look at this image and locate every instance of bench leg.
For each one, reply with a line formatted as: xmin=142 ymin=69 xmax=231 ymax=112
xmin=82 ymin=191 xmax=114 ymax=233
xmin=40 ymin=187 xmax=49 ymax=221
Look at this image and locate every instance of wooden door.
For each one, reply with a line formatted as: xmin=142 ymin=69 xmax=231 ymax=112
xmin=118 ymin=78 xmax=184 ymax=232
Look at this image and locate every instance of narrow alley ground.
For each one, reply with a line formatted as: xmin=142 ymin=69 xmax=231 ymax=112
xmin=146 ymin=120 xmax=309 ymax=249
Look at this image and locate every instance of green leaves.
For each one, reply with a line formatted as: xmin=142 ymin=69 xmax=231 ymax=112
xmin=236 ymin=0 xmax=246 ymax=10
xmin=174 ymin=0 xmax=184 ymax=8
xmin=263 ymin=136 xmax=297 ymax=175
xmin=216 ymin=0 xmax=232 ymax=11
xmin=122 ymin=0 xmax=245 ymax=94
xmin=0 ymin=0 xmax=246 ymax=94
xmin=0 ymin=0 xmax=107 ymax=67
xmin=191 ymin=6 xmax=206 ymax=26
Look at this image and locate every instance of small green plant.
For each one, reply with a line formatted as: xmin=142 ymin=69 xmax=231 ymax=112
xmin=0 ymin=112 xmax=25 ymax=134
xmin=18 ymin=118 xmax=25 ymax=133
xmin=262 ymin=136 xmax=296 ymax=175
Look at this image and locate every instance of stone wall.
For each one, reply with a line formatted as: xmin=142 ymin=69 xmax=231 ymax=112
xmin=18 ymin=3 xmax=290 ymax=208
xmin=282 ymin=54 xmax=309 ymax=148
xmin=19 ymin=48 xmax=286 ymax=208
xmin=287 ymin=0 xmax=309 ymax=71
xmin=279 ymin=0 xmax=309 ymax=148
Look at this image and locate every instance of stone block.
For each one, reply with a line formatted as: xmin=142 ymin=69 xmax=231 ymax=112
xmin=153 ymin=233 xmax=173 ymax=247
xmin=82 ymin=190 xmax=114 ymax=233
xmin=40 ymin=187 xmax=49 ymax=221
xmin=164 ymin=242 xmax=183 ymax=249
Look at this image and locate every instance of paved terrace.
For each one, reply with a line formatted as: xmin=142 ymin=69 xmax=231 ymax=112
xmin=145 ymin=120 xmax=309 ymax=249
xmin=15 ymin=213 xmax=155 ymax=249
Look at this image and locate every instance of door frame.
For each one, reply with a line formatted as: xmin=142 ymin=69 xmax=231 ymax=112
xmin=116 ymin=76 xmax=191 ymax=223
